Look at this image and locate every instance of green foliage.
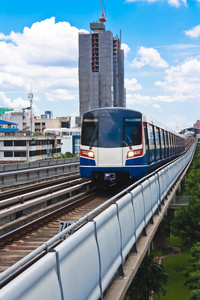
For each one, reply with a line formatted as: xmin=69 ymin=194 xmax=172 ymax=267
xmin=171 ymin=146 xmax=200 ymax=248
xmin=154 ymin=246 xmax=191 ymax=300
xmin=181 ymin=146 xmax=200 ymax=198
xmin=158 ymin=208 xmax=175 ymax=236
xmin=60 ymin=152 xmax=74 ymax=158
xmin=184 ymin=243 xmax=200 ymax=299
xmin=171 ymin=199 xmax=200 ymax=248
xmin=170 ymin=146 xmax=200 ymax=299
xmin=51 ymin=152 xmax=74 ymax=159
xmin=127 ymin=255 xmax=168 ymax=300
xmin=189 ymin=290 xmax=200 ymax=300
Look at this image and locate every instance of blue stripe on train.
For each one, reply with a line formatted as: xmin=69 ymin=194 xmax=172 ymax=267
xmin=80 ymin=157 xmax=96 ymax=166
xmin=79 ymin=165 xmax=149 ymax=179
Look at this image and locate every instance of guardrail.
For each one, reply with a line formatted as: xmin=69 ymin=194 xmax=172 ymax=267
xmin=0 ymin=157 xmax=79 ymax=185
xmin=0 ymin=141 xmax=197 ymax=300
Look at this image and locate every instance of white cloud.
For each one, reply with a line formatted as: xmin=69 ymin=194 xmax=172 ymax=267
xmin=0 ymin=17 xmax=80 ymax=66
xmin=0 ymin=17 xmax=82 ymax=112
xmin=152 ymin=104 xmax=161 ymax=108
xmin=155 ymin=57 xmax=200 ymax=97
xmin=0 ymin=92 xmax=34 ymax=110
xmin=125 ymin=78 xmax=142 ymax=91
xmin=126 ymin=92 xmax=187 ymax=106
xmin=121 ymin=43 xmax=131 ymax=57
xmin=166 ymin=114 xmax=190 ymax=132
xmin=168 ymin=0 xmax=187 ymax=7
xmin=131 ymin=47 xmax=169 ymax=68
xmin=125 ymin=0 xmax=187 ymax=7
xmin=184 ymin=25 xmax=200 ymax=38
xmin=45 ymin=89 xmax=78 ymax=102
xmin=126 ymin=93 xmax=151 ymax=105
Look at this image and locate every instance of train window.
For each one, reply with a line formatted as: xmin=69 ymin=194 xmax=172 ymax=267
xmin=165 ymin=131 xmax=169 ymax=157
xmin=155 ymin=127 xmax=160 ymax=145
xmin=123 ymin=118 xmax=142 ymax=146
xmin=99 ymin=117 xmax=123 ymax=148
xmin=160 ymin=130 xmax=164 ymax=145
xmin=81 ymin=118 xmax=98 ymax=147
xmin=148 ymin=124 xmax=155 ymax=145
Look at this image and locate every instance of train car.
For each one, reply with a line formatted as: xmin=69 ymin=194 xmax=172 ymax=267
xmin=80 ymin=107 xmax=185 ymax=183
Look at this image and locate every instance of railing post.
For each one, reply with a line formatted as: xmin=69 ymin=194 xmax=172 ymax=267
xmin=111 ymin=202 xmax=125 ymax=277
xmin=88 ymin=219 xmax=103 ymax=300
xmin=128 ymin=191 xmax=138 ymax=253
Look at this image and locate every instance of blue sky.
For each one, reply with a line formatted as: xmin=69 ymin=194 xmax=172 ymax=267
xmin=0 ymin=0 xmax=199 ymax=130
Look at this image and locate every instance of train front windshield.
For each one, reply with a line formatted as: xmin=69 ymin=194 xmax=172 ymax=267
xmin=81 ymin=116 xmax=142 ymax=148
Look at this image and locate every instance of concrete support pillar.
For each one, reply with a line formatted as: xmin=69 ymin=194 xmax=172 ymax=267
xmin=152 ymin=231 xmax=168 ymax=251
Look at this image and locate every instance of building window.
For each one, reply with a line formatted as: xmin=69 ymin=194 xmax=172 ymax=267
xmin=61 ymin=122 xmax=70 ymax=128
xmin=29 ymin=140 xmax=36 ymax=146
xmin=29 ymin=151 xmax=36 ymax=157
xmin=4 ymin=151 xmax=13 ymax=157
xmin=29 ymin=149 xmax=47 ymax=156
xmin=14 ymin=140 xmax=26 ymax=146
xmin=52 ymin=148 xmax=61 ymax=154
xmin=92 ymin=33 xmax=99 ymax=72
xmin=4 ymin=141 xmax=13 ymax=146
xmin=14 ymin=151 xmax=26 ymax=157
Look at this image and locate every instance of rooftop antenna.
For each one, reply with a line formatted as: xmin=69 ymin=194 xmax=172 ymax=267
xmin=28 ymin=87 xmax=33 ymax=133
xmin=98 ymin=0 xmax=107 ymax=23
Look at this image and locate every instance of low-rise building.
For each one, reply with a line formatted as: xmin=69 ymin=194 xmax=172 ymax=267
xmin=34 ymin=116 xmax=71 ymax=133
xmin=0 ymin=120 xmax=19 ymax=134
xmin=43 ymin=128 xmax=81 ymax=156
xmin=0 ymin=133 xmax=61 ymax=163
xmin=194 ymin=120 xmax=200 ymax=130
xmin=2 ymin=110 xmax=71 ymax=133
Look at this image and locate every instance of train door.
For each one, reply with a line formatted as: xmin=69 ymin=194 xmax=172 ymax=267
xmin=169 ymin=133 xmax=171 ymax=156
xmin=160 ymin=129 xmax=165 ymax=159
xmin=147 ymin=124 xmax=155 ymax=164
xmin=143 ymin=122 xmax=149 ymax=165
xmin=155 ymin=127 xmax=161 ymax=161
xmin=165 ymin=132 xmax=169 ymax=157
xmin=122 ymin=117 xmax=143 ymax=168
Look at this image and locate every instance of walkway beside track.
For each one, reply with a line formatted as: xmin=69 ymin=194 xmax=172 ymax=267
xmin=0 ymin=157 xmax=79 ymax=186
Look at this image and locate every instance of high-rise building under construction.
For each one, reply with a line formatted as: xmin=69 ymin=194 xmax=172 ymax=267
xmin=78 ymin=20 xmax=125 ymax=121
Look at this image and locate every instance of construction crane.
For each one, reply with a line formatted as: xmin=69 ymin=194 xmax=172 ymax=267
xmin=98 ymin=0 xmax=107 ymax=23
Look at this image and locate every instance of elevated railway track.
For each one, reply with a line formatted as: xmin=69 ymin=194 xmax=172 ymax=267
xmin=0 ymin=140 xmax=197 ymax=299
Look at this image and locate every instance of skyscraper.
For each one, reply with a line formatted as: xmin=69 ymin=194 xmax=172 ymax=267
xmin=78 ymin=21 xmax=125 ymax=122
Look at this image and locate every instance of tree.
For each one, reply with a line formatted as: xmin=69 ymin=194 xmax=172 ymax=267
xmin=181 ymin=147 xmax=200 ymax=198
xmin=126 ymin=255 xmax=168 ymax=300
xmin=189 ymin=289 xmax=200 ymax=300
xmin=171 ymin=197 xmax=200 ymax=248
xmin=184 ymin=243 xmax=200 ymax=300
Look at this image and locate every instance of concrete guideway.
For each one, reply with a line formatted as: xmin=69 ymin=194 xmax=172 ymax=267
xmin=104 ymin=164 xmax=187 ymax=300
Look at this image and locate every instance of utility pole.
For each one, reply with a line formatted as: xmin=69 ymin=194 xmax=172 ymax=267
xmin=28 ymin=88 xmax=33 ymax=134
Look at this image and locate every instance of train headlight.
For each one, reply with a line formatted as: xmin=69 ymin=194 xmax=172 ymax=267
xmin=127 ymin=150 xmax=134 ymax=158
xmin=88 ymin=151 xmax=95 ymax=158
xmin=127 ymin=149 xmax=143 ymax=159
xmin=80 ymin=149 xmax=95 ymax=159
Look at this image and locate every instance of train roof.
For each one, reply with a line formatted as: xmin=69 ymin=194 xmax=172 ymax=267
xmin=83 ymin=107 xmax=142 ymax=118
xmin=83 ymin=107 xmax=183 ymax=137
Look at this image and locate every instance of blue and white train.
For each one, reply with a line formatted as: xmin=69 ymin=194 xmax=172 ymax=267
xmin=80 ymin=107 xmax=185 ymax=183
